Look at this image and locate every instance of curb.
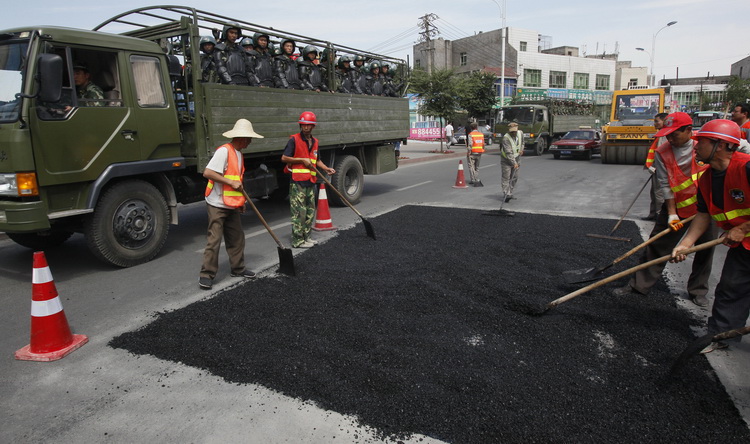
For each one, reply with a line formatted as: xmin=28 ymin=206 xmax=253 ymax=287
xmin=399 ymin=148 xmax=501 ymax=165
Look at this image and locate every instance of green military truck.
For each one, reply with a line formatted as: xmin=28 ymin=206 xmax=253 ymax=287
xmin=0 ymin=6 xmax=408 ymax=267
xmin=494 ymin=100 xmax=602 ymax=156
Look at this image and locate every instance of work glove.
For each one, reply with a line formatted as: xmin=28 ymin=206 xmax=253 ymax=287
xmin=668 ymin=214 xmax=683 ymax=232
xmin=648 ymin=166 xmax=656 ymax=174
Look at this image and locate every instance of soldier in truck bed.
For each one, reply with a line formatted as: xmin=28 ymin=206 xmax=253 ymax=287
xmin=274 ymin=38 xmax=301 ymax=89
xmin=214 ymin=23 xmax=251 ymax=85
xmin=297 ymin=45 xmax=328 ymax=92
xmin=199 ymin=36 xmax=218 ymax=83
xmin=251 ymin=32 xmax=274 ymax=87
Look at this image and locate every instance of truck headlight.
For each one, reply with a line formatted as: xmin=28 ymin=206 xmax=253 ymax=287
xmin=0 ymin=173 xmax=39 ymax=196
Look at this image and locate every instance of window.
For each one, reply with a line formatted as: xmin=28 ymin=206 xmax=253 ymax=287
xmin=131 ymin=55 xmax=167 ymax=107
xmin=460 ymin=52 xmax=467 ymax=66
xmin=595 ymin=74 xmax=610 ymax=91
xmin=520 ymin=41 xmax=527 ymax=52
xmin=628 ymin=78 xmax=638 ymax=88
xmin=415 ymin=59 xmax=421 ymax=68
xmin=549 ymin=70 xmax=566 ymax=88
xmin=524 ymin=69 xmax=541 ymax=87
xmin=573 ymin=72 xmax=589 ymax=89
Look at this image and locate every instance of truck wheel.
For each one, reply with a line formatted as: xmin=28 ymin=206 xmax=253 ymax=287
xmin=530 ymin=137 xmax=547 ymax=156
xmin=7 ymin=230 xmax=74 ymax=250
xmin=84 ymin=180 xmax=169 ymax=267
xmin=601 ymin=145 xmax=616 ymax=164
xmin=329 ymin=155 xmax=364 ymax=206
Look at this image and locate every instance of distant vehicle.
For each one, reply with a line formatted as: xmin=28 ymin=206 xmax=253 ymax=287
xmin=692 ymin=111 xmax=724 ymax=130
xmin=451 ymin=126 xmax=494 ymax=146
xmin=549 ymin=129 xmax=602 ymax=160
xmin=601 ymin=87 xmax=665 ymax=165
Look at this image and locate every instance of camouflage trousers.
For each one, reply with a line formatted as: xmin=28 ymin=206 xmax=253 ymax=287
xmin=290 ymin=183 xmax=316 ymax=247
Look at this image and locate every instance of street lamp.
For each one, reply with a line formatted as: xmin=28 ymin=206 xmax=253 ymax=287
xmin=635 ymin=47 xmax=651 ymax=87
xmin=491 ymin=0 xmax=506 ymax=107
xmin=649 ymin=21 xmax=677 ymax=87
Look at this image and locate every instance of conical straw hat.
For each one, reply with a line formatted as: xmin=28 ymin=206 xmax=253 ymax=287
xmin=222 ymin=119 xmax=264 ymax=139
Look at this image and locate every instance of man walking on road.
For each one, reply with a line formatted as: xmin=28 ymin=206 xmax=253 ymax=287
xmin=199 ymin=119 xmax=264 ymax=290
xmin=281 ymin=111 xmax=336 ymax=248
xmin=613 ymin=112 xmax=716 ymax=306
xmin=501 ymin=122 xmax=523 ymax=202
xmin=445 ymin=121 xmax=455 ymax=146
xmin=672 ymin=119 xmax=750 ymax=353
xmin=466 ymin=122 xmax=485 ymax=187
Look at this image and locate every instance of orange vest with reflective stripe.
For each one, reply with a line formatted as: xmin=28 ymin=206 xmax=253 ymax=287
xmin=284 ymin=133 xmax=318 ymax=183
xmin=656 ymin=141 xmax=707 ymax=218
xmin=741 ymin=120 xmax=750 ymax=142
xmin=644 ymin=137 xmax=659 ymax=168
xmin=204 ymin=143 xmax=245 ymax=207
xmin=699 ymin=152 xmax=750 ymax=250
xmin=469 ymin=130 xmax=485 ymax=153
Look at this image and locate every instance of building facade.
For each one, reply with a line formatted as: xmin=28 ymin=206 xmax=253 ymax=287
xmin=731 ymin=56 xmax=750 ymax=79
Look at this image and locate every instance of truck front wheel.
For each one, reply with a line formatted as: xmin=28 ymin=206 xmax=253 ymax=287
xmin=530 ymin=137 xmax=547 ymax=156
xmin=84 ymin=180 xmax=170 ymax=267
xmin=329 ymin=155 xmax=364 ymax=206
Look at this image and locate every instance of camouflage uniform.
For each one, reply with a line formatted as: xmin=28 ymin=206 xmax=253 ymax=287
xmin=78 ymin=82 xmax=104 ymax=106
xmin=289 ymin=183 xmax=316 ymax=247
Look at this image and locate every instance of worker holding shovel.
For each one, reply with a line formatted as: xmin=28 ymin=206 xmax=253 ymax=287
xmin=199 ymin=118 xmax=264 ymax=290
xmin=612 ymin=112 xmax=716 ymax=306
xmin=672 ymin=120 xmax=750 ymax=354
xmin=500 ymin=122 xmax=523 ymax=202
xmin=281 ymin=111 xmax=335 ymax=248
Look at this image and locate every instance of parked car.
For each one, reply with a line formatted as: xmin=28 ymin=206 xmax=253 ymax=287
xmin=451 ymin=126 xmax=494 ymax=146
xmin=549 ymin=129 xmax=602 ymax=160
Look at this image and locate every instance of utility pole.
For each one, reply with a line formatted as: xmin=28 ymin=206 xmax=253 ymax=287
xmin=418 ymin=13 xmax=438 ymax=74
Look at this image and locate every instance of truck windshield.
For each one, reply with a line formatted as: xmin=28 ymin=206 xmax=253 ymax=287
xmin=500 ymin=107 xmax=534 ymax=125
xmin=614 ymin=93 xmax=660 ymax=121
xmin=0 ymin=41 xmax=28 ymax=123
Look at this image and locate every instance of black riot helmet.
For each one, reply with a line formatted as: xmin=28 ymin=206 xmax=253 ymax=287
xmin=253 ymin=32 xmax=270 ymax=49
xmin=221 ymin=22 xmax=242 ymax=41
xmin=279 ymin=38 xmax=297 ymax=56
xmin=302 ymin=45 xmax=319 ymax=61
xmin=337 ymin=55 xmax=351 ymax=69
xmin=240 ymin=37 xmax=254 ymax=49
xmin=199 ymin=36 xmax=217 ymax=53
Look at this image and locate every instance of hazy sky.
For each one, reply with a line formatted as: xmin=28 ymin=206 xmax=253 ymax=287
xmin=3 ymin=0 xmax=748 ymax=82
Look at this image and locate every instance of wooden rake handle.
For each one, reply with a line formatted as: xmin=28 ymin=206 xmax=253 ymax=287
xmin=309 ymin=165 xmax=366 ymax=219
xmin=713 ymin=325 xmax=750 ymax=342
xmin=241 ymin=189 xmax=286 ymax=249
xmin=546 ymin=236 xmax=724 ymax=310
xmin=609 ymin=214 xmax=696 ymax=267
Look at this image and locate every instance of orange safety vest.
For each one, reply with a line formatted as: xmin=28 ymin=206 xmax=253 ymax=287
xmin=741 ymin=121 xmax=750 ymax=142
xmin=699 ymin=152 xmax=750 ymax=250
xmin=469 ymin=130 xmax=485 ymax=154
xmin=644 ymin=137 xmax=659 ymax=168
xmin=656 ymin=141 xmax=707 ymax=218
xmin=283 ymin=133 xmax=318 ymax=183
xmin=204 ymin=143 xmax=246 ymax=207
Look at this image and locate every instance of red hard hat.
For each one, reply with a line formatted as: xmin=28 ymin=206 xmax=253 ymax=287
xmin=693 ymin=119 xmax=742 ymax=146
xmin=298 ymin=111 xmax=317 ymax=126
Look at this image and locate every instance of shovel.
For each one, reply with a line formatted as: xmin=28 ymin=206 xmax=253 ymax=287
xmin=608 ymin=175 xmax=652 ymax=235
xmin=670 ymin=325 xmax=750 ymax=374
xmin=241 ymin=189 xmax=296 ymax=276
xmin=533 ymin=237 xmax=724 ymax=316
xmin=310 ymin=165 xmax=376 ymax=240
xmin=562 ymin=214 xmax=696 ymax=284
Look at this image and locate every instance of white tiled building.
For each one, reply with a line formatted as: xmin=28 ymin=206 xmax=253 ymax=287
xmin=413 ymin=27 xmax=621 ymax=100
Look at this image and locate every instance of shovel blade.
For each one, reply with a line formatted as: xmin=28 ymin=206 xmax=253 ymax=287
xmin=561 ymin=267 xmax=605 ymax=285
xmin=277 ymin=247 xmax=296 ymax=276
xmin=363 ymin=218 xmax=376 ymax=240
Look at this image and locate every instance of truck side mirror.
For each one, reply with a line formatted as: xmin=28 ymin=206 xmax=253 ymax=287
xmin=38 ymin=53 xmax=63 ymax=103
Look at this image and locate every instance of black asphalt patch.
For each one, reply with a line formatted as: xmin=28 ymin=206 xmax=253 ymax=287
xmin=111 ymin=206 xmax=749 ymax=443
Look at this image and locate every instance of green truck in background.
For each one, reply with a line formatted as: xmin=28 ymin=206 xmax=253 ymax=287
xmin=0 ymin=6 xmax=408 ymax=267
xmin=494 ymin=99 xmax=605 ymax=156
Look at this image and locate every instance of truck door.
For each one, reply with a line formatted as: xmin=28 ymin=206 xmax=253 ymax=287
xmin=30 ymin=48 xmax=141 ymax=186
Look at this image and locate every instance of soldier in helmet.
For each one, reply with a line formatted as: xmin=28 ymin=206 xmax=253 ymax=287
xmin=334 ymin=56 xmax=354 ymax=94
xmin=239 ymin=37 xmax=260 ymax=86
xmin=251 ymin=32 xmax=274 ymax=87
xmin=349 ymin=55 xmax=366 ymax=94
xmin=297 ymin=45 xmax=328 ymax=92
xmin=274 ymin=38 xmax=301 ymax=89
xmin=199 ymin=36 xmax=219 ymax=83
xmin=363 ymin=62 xmax=384 ymax=96
xmin=380 ymin=60 xmax=401 ymax=97
xmin=320 ymin=47 xmax=336 ymax=92
xmin=214 ymin=23 xmax=252 ymax=85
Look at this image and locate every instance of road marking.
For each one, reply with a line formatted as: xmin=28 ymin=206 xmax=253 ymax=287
xmin=396 ymin=181 xmax=433 ymax=191
xmin=479 ymin=163 xmax=497 ymax=169
xmin=195 ymin=221 xmax=292 ymax=253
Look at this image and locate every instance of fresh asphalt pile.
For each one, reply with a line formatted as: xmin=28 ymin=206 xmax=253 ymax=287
xmin=111 ymin=205 xmax=749 ymax=443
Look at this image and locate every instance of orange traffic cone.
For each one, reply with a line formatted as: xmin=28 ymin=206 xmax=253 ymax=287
xmin=313 ymin=183 xmax=337 ymax=231
xmin=15 ymin=252 xmax=88 ymax=362
xmin=452 ymin=160 xmax=469 ymax=189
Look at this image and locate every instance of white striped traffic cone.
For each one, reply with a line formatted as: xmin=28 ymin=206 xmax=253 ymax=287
xmin=15 ymin=251 xmax=88 ymax=362
xmin=452 ymin=160 xmax=469 ymax=188
xmin=313 ymin=183 xmax=337 ymax=231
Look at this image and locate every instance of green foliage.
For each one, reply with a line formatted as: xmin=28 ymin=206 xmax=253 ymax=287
xmin=726 ymin=76 xmax=750 ymax=107
xmin=408 ymin=68 xmax=460 ymax=124
xmin=457 ymin=71 xmax=497 ymax=119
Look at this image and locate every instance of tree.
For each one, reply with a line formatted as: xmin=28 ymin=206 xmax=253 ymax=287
xmin=725 ymin=76 xmax=750 ymax=108
xmin=409 ymin=68 xmax=460 ymax=151
xmin=457 ymin=71 xmax=497 ymax=121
